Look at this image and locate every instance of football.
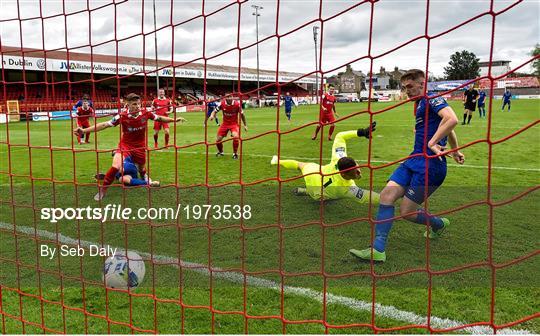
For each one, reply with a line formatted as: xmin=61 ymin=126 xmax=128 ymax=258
xmin=103 ymin=251 xmax=145 ymax=290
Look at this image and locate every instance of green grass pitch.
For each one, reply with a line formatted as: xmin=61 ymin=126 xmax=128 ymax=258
xmin=0 ymin=99 xmax=538 ymax=333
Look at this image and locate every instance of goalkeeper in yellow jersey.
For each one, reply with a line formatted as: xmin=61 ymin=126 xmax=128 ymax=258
xmin=271 ymin=122 xmax=379 ymax=205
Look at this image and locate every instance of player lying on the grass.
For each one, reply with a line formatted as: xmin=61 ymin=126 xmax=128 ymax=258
xmin=74 ymin=93 xmax=186 ymax=201
xmin=271 ymin=122 xmax=380 ymax=205
xmin=312 ymin=85 xmax=339 ymax=141
xmin=209 ymin=94 xmax=248 ymax=160
xmin=95 ymin=156 xmax=161 ymax=187
xmin=152 ymin=88 xmax=174 ymax=149
xmin=349 ymin=69 xmax=465 ymax=263
xmin=74 ymin=99 xmax=94 ymax=144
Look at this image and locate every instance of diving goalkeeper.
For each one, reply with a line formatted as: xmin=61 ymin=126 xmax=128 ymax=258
xmin=271 ymin=122 xmax=380 ymax=205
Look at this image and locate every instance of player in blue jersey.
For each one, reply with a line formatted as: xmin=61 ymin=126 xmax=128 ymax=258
xmin=349 ymin=69 xmax=465 ymax=263
xmin=282 ymin=92 xmax=296 ymax=122
xmin=73 ymin=94 xmax=94 ymax=110
xmin=206 ymin=100 xmax=220 ymax=126
xmin=95 ymin=156 xmax=160 ymax=187
xmin=501 ymin=88 xmax=512 ymax=112
xmin=477 ymin=90 xmax=487 ymax=118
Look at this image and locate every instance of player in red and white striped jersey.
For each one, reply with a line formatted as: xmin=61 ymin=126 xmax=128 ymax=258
xmin=209 ymin=94 xmax=248 ymax=159
xmin=74 ymin=93 xmax=186 ymax=201
xmin=152 ymin=88 xmax=174 ymax=149
xmin=312 ymin=85 xmax=339 ymax=141
xmin=75 ymin=100 xmax=94 ymax=144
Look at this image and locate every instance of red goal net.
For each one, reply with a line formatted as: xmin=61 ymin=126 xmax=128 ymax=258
xmin=1 ymin=0 xmax=538 ymax=334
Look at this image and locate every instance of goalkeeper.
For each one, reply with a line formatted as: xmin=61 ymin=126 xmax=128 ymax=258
xmin=271 ymin=122 xmax=379 ymax=205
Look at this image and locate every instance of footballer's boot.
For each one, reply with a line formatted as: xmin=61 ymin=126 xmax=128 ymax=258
xmin=216 ymin=152 xmax=224 ymax=157
xmin=94 ymin=188 xmax=106 ymax=202
xmin=149 ymin=180 xmax=161 ymax=187
xmin=270 ymin=155 xmax=278 ymax=165
xmin=293 ymin=187 xmax=307 ymax=196
xmin=94 ymin=173 xmax=106 ymax=181
xmin=424 ymin=218 xmax=450 ymax=239
xmin=232 ymin=153 xmax=239 ymax=160
xmin=349 ymin=247 xmax=386 ymax=263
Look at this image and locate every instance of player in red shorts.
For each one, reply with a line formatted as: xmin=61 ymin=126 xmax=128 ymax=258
xmin=152 ymin=88 xmax=174 ymax=149
xmin=74 ymin=93 xmax=186 ymax=201
xmin=74 ymin=99 xmax=94 ymax=144
xmin=209 ymin=94 xmax=248 ymax=159
xmin=312 ymin=85 xmax=339 ymax=141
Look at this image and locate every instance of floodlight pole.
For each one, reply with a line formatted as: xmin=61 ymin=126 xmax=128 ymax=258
xmin=153 ymin=0 xmax=160 ymax=94
xmin=252 ymin=5 xmax=263 ymax=107
xmin=313 ymin=26 xmax=319 ymax=104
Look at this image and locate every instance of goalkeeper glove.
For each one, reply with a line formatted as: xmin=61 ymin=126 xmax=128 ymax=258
xmin=357 ymin=121 xmax=377 ymax=139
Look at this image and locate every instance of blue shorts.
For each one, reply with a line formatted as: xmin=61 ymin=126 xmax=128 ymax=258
xmin=285 ymin=107 xmax=292 ymax=114
xmin=116 ymin=158 xmax=139 ymax=179
xmin=207 ymin=110 xmax=215 ymax=117
xmin=389 ymin=156 xmax=447 ymax=204
xmin=502 ymin=100 xmax=511 ymax=107
xmin=478 ymin=103 xmax=485 ymax=108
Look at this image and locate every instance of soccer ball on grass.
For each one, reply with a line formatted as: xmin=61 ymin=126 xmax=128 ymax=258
xmin=103 ymin=251 xmax=145 ymax=290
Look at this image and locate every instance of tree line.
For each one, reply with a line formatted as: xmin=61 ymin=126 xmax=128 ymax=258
xmin=440 ymin=45 xmax=539 ymax=80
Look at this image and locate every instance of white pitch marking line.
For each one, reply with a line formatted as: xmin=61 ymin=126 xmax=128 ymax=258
xmin=195 ymin=122 xmax=539 ymax=130
xmin=0 ymin=149 xmax=538 ymax=172
xmin=177 ymin=150 xmax=540 ymax=173
xmin=0 ymin=221 xmax=532 ymax=335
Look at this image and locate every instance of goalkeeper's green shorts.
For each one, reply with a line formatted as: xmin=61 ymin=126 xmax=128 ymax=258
xmin=300 ymin=163 xmax=324 ymax=200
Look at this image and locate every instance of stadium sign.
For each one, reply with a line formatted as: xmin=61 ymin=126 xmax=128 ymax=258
xmin=2 ymin=56 xmax=46 ymax=71
xmin=31 ymin=111 xmax=71 ymax=122
xmin=59 ymin=61 xmax=129 ymax=74
xmin=427 ymin=80 xmax=470 ymax=91
xmin=170 ymin=68 xmax=315 ymax=84
xmin=2 ymin=55 xmax=316 ymax=84
xmin=94 ymin=108 xmax=120 ymax=116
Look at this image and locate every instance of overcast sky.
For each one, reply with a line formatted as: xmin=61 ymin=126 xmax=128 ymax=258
xmin=1 ymin=0 xmax=538 ymax=78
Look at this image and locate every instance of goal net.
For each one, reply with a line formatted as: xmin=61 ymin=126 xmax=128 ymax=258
xmin=0 ymin=0 xmax=538 ymax=334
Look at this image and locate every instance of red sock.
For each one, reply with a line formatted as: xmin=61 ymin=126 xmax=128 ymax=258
xmin=217 ymin=142 xmax=224 ymax=152
xmin=85 ymin=133 xmax=90 ymax=143
xmin=77 ymin=133 xmax=82 ymax=144
xmin=165 ymin=133 xmax=169 ymax=146
xmin=233 ymin=138 xmax=239 ymax=154
xmin=328 ymin=125 xmax=335 ymax=139
xmin=153 ymin=134 xmax=158 ymax=146
xmin=312 ymin=125 xmax=321 ymax=138
xmin=103 ymin=167 xmax=119 ymax=188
